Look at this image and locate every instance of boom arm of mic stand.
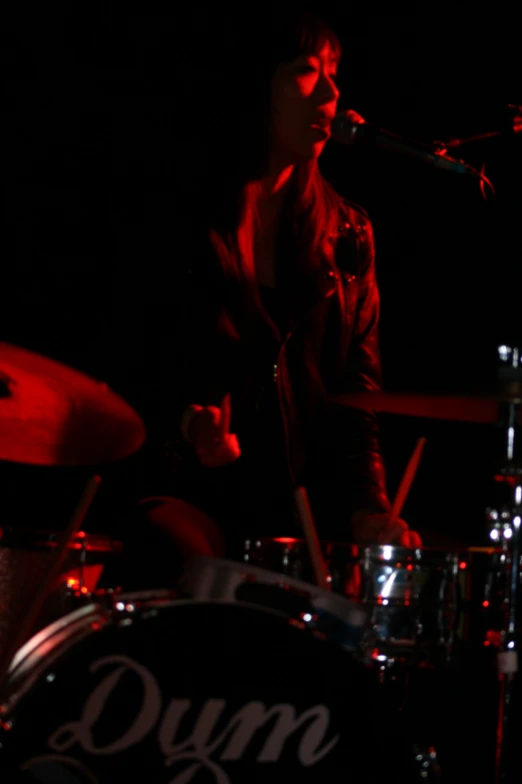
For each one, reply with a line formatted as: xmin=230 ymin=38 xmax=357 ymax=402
xmin=380 ymin=130 xmax=496 ymax=197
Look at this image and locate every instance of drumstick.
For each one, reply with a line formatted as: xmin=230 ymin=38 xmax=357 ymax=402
xmin=294 ymin=486 xmax=329 ymax=590
xmin=0 ymin=474 xmax=101 ymax=688
xmin=388 ymin=437 xmax=427 ymax=527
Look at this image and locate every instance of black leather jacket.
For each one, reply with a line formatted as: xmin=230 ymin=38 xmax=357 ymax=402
xmin=163 ymin=200 xmax=391 ymax=536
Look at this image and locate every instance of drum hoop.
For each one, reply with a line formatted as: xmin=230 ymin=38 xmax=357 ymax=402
xmin=7 ymin=591 xmax=181 ymax=686
xmin=9 ymin=604 xmax=100 ymax=677
xmin=0 ymin=527 xmax=123 ymax=554
xmin=249 ymin=538 xmax=502 ymax=559
xmin=181 ymin=556 xmax=367 ymax=629
xmin=1 ymin=604 xmax=105 ymax=718
xmin=0 ymin=592 xmax=358 ymax=724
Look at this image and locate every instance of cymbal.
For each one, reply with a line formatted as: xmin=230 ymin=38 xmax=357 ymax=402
xmin=0 ymin=342 xmax=146 ymax=466
xmin=330 ymin=391 xmax=521 ymax=424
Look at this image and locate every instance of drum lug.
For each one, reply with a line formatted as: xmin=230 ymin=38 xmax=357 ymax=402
xmin=413 ymin=745 xmax=442 ymax=781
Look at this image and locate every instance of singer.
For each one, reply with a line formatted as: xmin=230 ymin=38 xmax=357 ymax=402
xmin=131 ymin=6 xmax=422 ymax=582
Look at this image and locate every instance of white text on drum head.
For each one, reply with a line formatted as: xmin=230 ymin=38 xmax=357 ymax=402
xmin=47 ymin=655 xmax=340 ymax=782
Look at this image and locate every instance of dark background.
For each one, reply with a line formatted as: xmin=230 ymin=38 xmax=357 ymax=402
xmin=3 ymin=6 xmax=521 ymax=546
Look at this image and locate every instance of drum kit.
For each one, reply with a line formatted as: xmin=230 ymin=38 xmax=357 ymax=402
xmin=0 ymin=340 xmax=520 ymax=782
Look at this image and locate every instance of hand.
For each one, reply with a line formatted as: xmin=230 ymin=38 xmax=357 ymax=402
xmin=352 ymin=511 xmax=422 ymax=548
xmin=184 ymin=394 xmax=242 ymax=468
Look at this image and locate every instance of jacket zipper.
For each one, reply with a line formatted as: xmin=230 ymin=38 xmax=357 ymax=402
xmin=273 ymin=274 xmax=340 ymax=483
xmin=274 ymin=329 xmax=295 ymax=483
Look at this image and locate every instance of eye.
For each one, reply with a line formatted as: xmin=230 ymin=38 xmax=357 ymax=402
xmin=297 ymin=64 xmax=318 ymax=75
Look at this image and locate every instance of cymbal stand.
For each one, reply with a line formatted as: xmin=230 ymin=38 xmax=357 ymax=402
xmin=486 ymin=345 xmax=522 ymax=784
xmin=0 ymin=475 xmax=101 ymax=693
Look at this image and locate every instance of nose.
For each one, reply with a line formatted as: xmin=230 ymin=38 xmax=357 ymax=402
xmin=318 ymin=71 xmax=340 ymax=105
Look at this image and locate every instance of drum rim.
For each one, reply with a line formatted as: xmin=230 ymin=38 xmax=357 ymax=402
xmin=1 ymin=593 xmax=182 ymax=718
xmin=1 ymin=603 xmax=105 ymax=718
xmin=0 ymin=526 xmax=123 ymax=553
xmin=0 ymin=592 xmax=351 ymax=726
xmin=245 ymin=537 xmax=503 ymax=559
xmin=182 ymin=556 xmax=367 ymax=627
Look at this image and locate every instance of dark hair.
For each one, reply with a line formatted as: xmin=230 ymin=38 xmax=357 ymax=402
xmin=193 ymin=7 xmax=345 ymax=339
xmin=201 ymin=7 xmax=341 ymax=191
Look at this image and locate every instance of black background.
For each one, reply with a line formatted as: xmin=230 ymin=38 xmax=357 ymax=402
xmin=3 ymin=5 xmax=521 ymax=545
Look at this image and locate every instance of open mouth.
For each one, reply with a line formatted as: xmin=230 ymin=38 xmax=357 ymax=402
xmin=311 ymin=116 xmax=332 ymax=130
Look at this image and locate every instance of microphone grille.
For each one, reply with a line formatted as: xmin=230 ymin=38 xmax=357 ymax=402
xmin=331 ymin=110 xmax=368 ymax=144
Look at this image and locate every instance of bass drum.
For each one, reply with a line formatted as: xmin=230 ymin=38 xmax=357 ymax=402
xmin=0 ymin=563 xmax=417 ymax=783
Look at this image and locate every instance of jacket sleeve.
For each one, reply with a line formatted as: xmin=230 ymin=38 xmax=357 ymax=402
xmin=332 ymin=210 xmax=392 ymax=516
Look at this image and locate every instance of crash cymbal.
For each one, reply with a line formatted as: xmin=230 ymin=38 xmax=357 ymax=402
xmin=330 ymin=390 xmax=521 ymax=424
xmin=0 ymin=342 xmax=146 ymax=466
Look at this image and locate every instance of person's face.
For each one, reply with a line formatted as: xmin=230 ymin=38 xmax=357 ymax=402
xmin=270 ymin=40 xmax=340 ymax=165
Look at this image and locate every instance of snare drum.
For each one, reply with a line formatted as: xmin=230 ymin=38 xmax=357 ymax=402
xmin=243 ymin=538 xmax=506 ymax=666
xmin=0 ymin=527 xmax=123 ymax=653
xmin=0 ymin=558 xmax=418 ymax=782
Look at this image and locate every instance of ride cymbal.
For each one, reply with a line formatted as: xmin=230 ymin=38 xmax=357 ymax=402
xmin=330 ymin=390 xmax=521 ymax=424
xmin=0 ymin=342 xmax=146 ymax=465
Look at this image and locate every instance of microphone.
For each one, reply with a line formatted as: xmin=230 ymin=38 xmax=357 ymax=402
xmin=331 ymin=110 xmax=475 ymax=176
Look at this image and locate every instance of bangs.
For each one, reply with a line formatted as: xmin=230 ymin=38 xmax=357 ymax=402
xmin=214 ymin=9 xmax=342 ymax=78
xmin=248 ymin=9 xmax=342 ymax=69
xmin=294 ymin=11 xmax=342 ymax=63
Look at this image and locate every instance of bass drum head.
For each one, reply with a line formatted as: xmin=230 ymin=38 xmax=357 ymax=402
xmin=0 ymin=596 xmax=415 ymax=782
